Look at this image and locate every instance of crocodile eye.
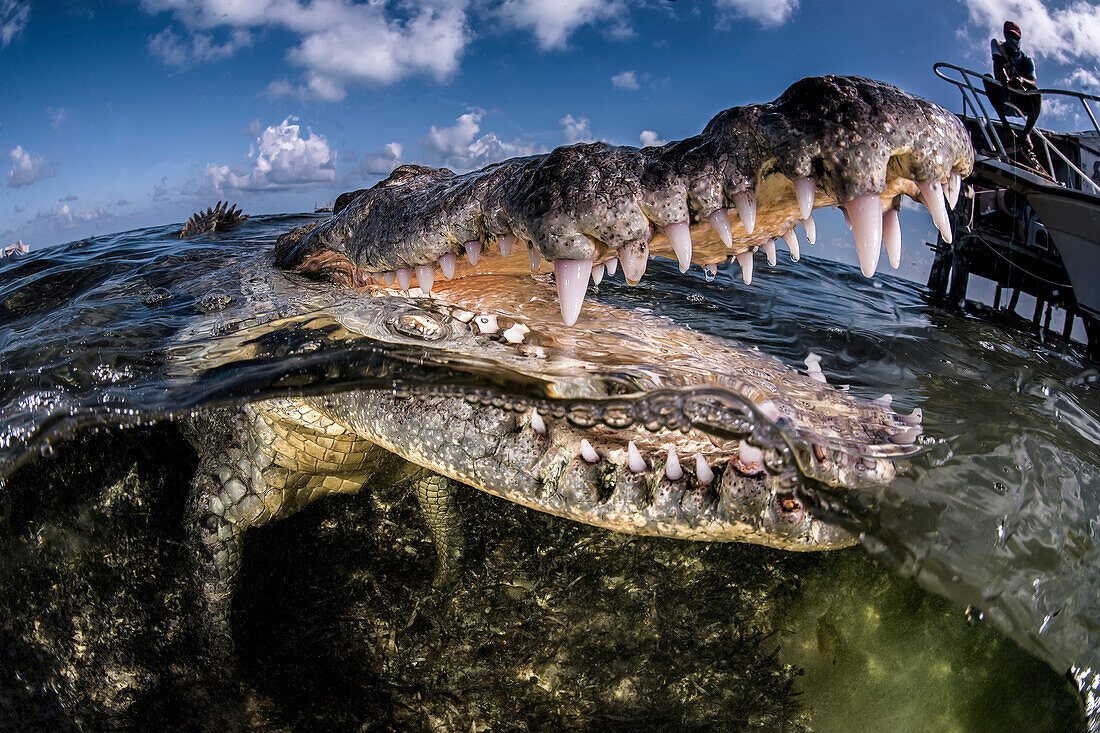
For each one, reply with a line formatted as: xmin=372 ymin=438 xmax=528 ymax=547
xmin=388 ymin=309 xmax=447 ymax=340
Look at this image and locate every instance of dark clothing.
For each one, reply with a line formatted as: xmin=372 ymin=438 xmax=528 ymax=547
xmin=988 ymin=37 xmax=1041 ymax=145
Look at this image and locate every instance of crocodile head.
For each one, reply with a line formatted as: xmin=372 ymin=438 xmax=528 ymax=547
xmin=274 ymin=75 xmax=972 ymax=325
xmin=252 ymin=74 xmax=970 ymax=550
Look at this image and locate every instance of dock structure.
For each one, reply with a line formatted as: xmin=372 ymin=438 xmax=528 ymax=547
xmin=929 ymin=64 xmax=1100 ymax=359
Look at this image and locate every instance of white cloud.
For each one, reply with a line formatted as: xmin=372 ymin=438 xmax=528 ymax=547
xmin=496 ymin=0 xmax=625 ymax=51
xmin=203 ymin=117 xmax=338 ymax=192
xmin=1 ymin=0 xmax=29 ymax=47
xmin=560 ymin=113 xmax=594 ymax=144
xmin=142 ymin=0 xmax=470 ymax=100
xmin=1061 ymin=66 xmax=1100 ymax=91
xmin=962 ymin=0 xmax=1100 ymax=67
xmin=422 ymin=109 xmax=543 ymax=170
xmin=23 ymin=203 xmax=118 ymax=236
xmin=7 ymin=146 xmax=55 ymax=188
xmin=360 ymin=142 xmax=404 ymax=177
xmin=639 ymin=130 xmax=666 ymax=147
xmin=611 ymin=70 xmax=639 ymax=90
xmin=148 ymin=27 xmax=253 ymax=68
xmin=715 ymin=0 xmax=799 ymax=27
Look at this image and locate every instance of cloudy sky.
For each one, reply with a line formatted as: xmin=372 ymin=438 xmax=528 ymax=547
xmin=2 ymin=0 xmax=1099 ymax=280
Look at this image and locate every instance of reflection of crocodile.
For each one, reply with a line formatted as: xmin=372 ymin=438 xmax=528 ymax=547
xmin=185 ymin=75 xmax=972 ymax=650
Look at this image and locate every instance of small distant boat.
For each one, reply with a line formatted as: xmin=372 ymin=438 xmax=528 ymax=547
xmin=929 ymin=62 xmax=1100 ymax=359
xmin=1 ymin=240 xmax=29 ymax=258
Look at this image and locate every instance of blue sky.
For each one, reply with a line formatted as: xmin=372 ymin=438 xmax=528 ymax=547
xmin=3 ymin=0 xmax=1099 ymax=280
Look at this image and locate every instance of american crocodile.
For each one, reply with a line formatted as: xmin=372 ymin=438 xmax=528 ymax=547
xmin=184 ymin=75 xmax=972 ymax=650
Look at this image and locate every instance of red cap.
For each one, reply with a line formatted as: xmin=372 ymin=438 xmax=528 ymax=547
xmin=1004 ymin=21 xmax=1022 ymax=39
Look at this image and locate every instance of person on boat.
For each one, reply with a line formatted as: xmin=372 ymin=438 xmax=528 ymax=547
xmin=985 ymin=21 xmax=1042 ymax=167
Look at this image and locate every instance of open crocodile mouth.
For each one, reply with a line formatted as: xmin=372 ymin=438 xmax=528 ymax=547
xmin=275 ymin=75 xmax=973 ymax=326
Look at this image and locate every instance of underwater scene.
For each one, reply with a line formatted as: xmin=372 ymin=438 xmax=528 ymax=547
xmin=0 ymin=213 xmax=1095 ymax=731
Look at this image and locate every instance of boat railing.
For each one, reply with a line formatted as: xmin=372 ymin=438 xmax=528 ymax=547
xmin=933 ymin=61 xmax=1100 ymax=195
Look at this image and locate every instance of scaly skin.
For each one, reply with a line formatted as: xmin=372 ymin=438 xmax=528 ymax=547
xmin=183 ymin=74 xmax=971 ymax=650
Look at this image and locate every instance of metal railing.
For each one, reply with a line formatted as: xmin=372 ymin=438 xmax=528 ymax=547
xmin=933 ymin=61 xmax=1100 ymax=195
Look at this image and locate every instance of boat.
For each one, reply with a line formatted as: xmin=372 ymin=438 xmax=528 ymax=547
xmin=928 ymin=62 xmax=1100 ymax=358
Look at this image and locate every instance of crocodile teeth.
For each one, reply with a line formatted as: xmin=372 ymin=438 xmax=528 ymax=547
xmin=732 ymin=190 xmax=756 ymax=235
xmin=383 ymin=271 xmax=396 ymax=286
xmin=530 ymin=409 xmax=546 ymax=434
xmin=739 ymin=440 xmax=763 ymax=466
xmin=762 ymin=240 xmax=777 ymax=266
xmin=665 ymin=447 xmax=683 ymax=480
xmin=415 ymin=264 xmax=436 ymax=293
xmin=475 ymin=314 xmax=498 ymax=334
xmin=605 ymin=257 xmax=618 ymax=275
xmin=706 ymin=208 xmax=733 ymax=248
xmin=438 ymin=253 xmax=456 ymax=279
xmin=845 ymin=194 xmax=883 ymax=277
xmin=946 ymin=173 xmax=961 ymax=209
xmin=801 ymin=214 xmax=816 ymax=244
xmin=900 ymin=407 xmax=923 ymax=426
xmin=873 ymin=393 xmax=893 ymax=407
xmin=918 ymin=180 xmax=953 ymax=244
xmin=883 ymin=208 xmax=902 ymax=269
xmin=736 ymin=251 xmax=753 ymax=284
xmin=781 ymin=233 xmax=800 ymax=262
xmin=792 ymin=176 xmax=815 ymax=219
xmin=499 ymin=233 xmax=514 ymax=257
xmin=502 ymin=322 xmax=530 ymax=343
xmin=619 ymin=241 xmax=648 ymax=285
xmin=627 ymin=441 xmax=647 ymax=472
xmin=662 ymin=221 xmax=692 ymax=272
xmin=591 ymin=263 xmax=605 ymax=285
xmin=528 ymin=244 xmax=541 ymax=271
xmin=890 ymin=426 xmax=922 ymax=444
xmin=580 ymin=439 xmax=599 ymax=463
xmin=396 ymin=268 xmax=413 ymax=290
xmin=464 ymin=240 xmax=480 ymax=265
xmin=704 ymin=263 xmax=718 ymax=277
xmin=805 ymin=352 xmax=827 ymax=383
xmin=554 ymin=258 xmax=593 ymax=326
xmin=695 ymin=454 xmax=714 ymax=485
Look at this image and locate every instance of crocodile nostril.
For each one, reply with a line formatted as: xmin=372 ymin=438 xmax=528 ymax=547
xmin=775 ymin=492 xmax=805 ymax=524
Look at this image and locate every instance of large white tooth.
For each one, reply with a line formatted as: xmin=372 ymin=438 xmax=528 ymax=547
xmin=890 ymin=426 xmax=922 ymax=444
xmin=464 ymin=240 xmax=481 ymax=266
xmin=732 ymin=190 xmax=756 ymax=235
xmin=804 ymin=352 xmax=827 ymax=383
xmin=946 ymin=173 xmax=961 ymax=209
xmin=781 ymin=233 xmax=800 ymax=262
xmin=762 ymin=240 xmax=777 ymax=266
xmin=528 ymin=243 xmax=541 ymax=271
xmin=499 ymin=233 xmax=514 ymax=257
xmin=395 ymin=268 xmax=413 ymax=290
xmin=872 ymin=393 xmax=893 ymax=407
xmin=502 ymin=322 xmax=530 ymax=343
xmin=844 ymin=194 xmax=883 ymax=277
xmin=618 ymin=241 xmax=648 ymax=285
xmin=704 ymin=263 xmax=718 ymax=277
xmin=694 ymin=454 xmax=714 ymax=484
xmin=662 ymin=221 xmax=692 ymax=273
xmin=792 ymin=176 xmax=815 ymax=219
xmin=917 ymin=180 xmax=953 ymax=244
xmin=782 ymin=229 xmax=800 ymax=262
xmin=553 ymin=258 xmax=593 ymax=326
xmin=706 ymin=209 xmax=733 ymax=248
xmin=530 ymin=409 xmax=546 ymax=434
xmin=581 ymin=439 xmax=600 ymax=463
xmin=414 ymin=264 xmax=436 ymax=294
xmin=800 ymin=214 xmax=816 ymax=244
xmin=605 ymin=257 xmax=618 ymax=275
xmin=438 ymin=252 xmax=457 ymax=279
xmin=591 ymin=262 xmax=605 ymax=285
xmin=736 ymin=251 xmax=753 ymax=284
xmin=383 ymin=270 xmax=396 ymax=286
xmin=882 ymin=208 xmax=902 ymax=269
xmin=739 ymin=440 xmax=763 ymax=466
xmin=627 ymin=441 xmax=647 ymax=472
xmin=475 ymin=314 xmax=499 ymax=334
xmin=665 ymin=447 xmax=683 ymax=480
